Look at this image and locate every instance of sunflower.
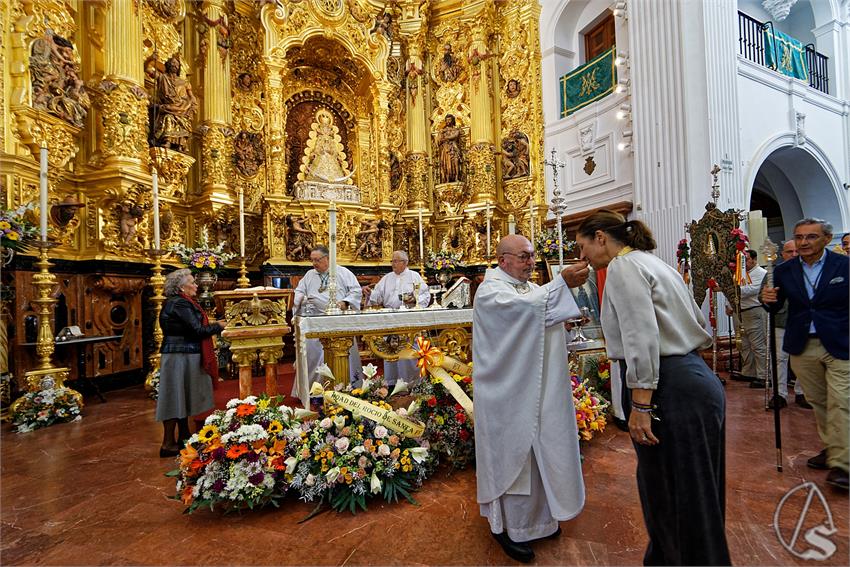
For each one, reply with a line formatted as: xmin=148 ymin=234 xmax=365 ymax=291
xmin=0 ymin=221 xmax=10 ymax=229
xmin=267 ymin=420 xmax=283 ymax=434
xmin=6 ymin=231 xmax=18 ymax=240
xmin=198 ymin=424 xmax=220 ymax=443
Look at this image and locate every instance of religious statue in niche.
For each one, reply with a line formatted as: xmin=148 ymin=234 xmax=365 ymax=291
xmin=436 ymin=114 xmax=463 ymax=184
xmin=354 ymin=218 xmax=389 ymax=259
xmin=232 ymin=131 xmax=265 ymax=177
xmin=285 ymin=214 xmax=315 ymax=261
xmin=29 ymin=30 xmax=90 ymax=128
xmin=501 ymin=130 xmax=530 ymax=180
xmin=297 ymin=108 xmax=355 ymax=184
xmin=148 ymin=55 xmax=198 ymax=153
xmin=505 ymin=78 xmax=522 ymax=99
xmin=236 ymin=72 xmax=255 ymax=91
xmin=438 ymin=44 xmax=461 ymax=83
xmin=389 ymin=151 xmax=403 ymax=193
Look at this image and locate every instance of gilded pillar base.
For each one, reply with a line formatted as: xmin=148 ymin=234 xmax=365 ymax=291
xmin=319 ymin=336 xmax=354 ymax=388
xmin=467 ymin=143 xmax=497 ymax=204
xmin=88 ymin=80 xmax=149 ymax=166
xmin=404 ymin=152 xmax=429 ymax=207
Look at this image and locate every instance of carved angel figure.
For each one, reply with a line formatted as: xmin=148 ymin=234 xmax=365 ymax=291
xmin=233 ymin=131 xmax=265 ymax=177
xmin=353 ymin=218 xmax=387 ymax=259
xmin=118 ymin=203 xmax=145 ymax=245
xmin=149 ymin=55 xmax=198 ymax=153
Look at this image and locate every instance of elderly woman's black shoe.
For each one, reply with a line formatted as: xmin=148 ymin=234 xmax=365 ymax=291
xmin=159 ymin=447 xmax=180 ymax=458
xmin=492 ymin=532 xmax=534 ymax=563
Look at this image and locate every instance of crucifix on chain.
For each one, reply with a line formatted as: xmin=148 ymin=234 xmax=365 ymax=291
xmin=543 ymin=149 xmax=567 ymax=269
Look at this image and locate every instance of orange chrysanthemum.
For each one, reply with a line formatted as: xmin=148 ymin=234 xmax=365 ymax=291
xmin=226 ymin=443 xmax=250 ymax=459
xmin=179 ymin=444 xmax=199 ymax=469
xmin=236 ymin=404 xmax=256 ymax=417
xmin=269 ymin=438 xmax=287 ymax=456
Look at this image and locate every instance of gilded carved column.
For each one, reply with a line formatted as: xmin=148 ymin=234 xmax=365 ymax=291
xmin=398 ymin=4 xmax=430 ymax=210
xmin=464 ymin=2 xmax=497 ymax=204
xmin=94 ymin=0 xmax=148 ymax=167
xmin=198 ymin=0 xmax=233 ymax=202
xmin=375 ymin=85 xmax=393 ymax=205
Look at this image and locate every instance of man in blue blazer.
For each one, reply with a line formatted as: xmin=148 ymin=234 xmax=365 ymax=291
xmin=762 ymin=218 xmax=848 ymax=490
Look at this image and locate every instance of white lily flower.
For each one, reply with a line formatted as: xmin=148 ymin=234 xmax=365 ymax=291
xmin=370 ymin=471 xmax=382 ymax=494
xmin=390 ymin=379 xmax=408 ymax=397
xmin=284 ymin=456 xmax=298 ymax=474
xmin=333 ymin=415 xmax=346 ymax=430
xmin=408 ymin=447 xmax=429 ymax=463
xmin=315 ymin=363 xmax=336 ymax=381
xmin=361 ymin=363 xmax=379 ymax=379
xmin=407 ymin=400 xmax=420 ymax=415
xmin=326 ymin=467 xmax=341 ymax=483
xmin=351 ymin=445 xmax=365 ymax=455
xmin=309 ymin=382 xmax=325 ymax=396
xmin=294 ymin=408 xmax=317 ymax=420
xmin=361 ymin=378 xmax=374 ymax=392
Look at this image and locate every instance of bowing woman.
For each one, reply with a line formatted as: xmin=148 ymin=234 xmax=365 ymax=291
xmin=576 ymin=210 xmax=730 ymax=566
xmin=156 ymin=268 xmax=225 ymax=457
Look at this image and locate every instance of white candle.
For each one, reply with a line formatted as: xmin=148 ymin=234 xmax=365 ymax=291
xmin=417 ymin=208 xmax=424 ymax=264
xmin=328 ymin=201 xmax=337 ymax=279
xmin=485 ymin=201 xmax=491 ymax=260
xmin=529 ymin=201 xmax=535 ymax=249
xmin=238 ymin=188 xmax=246 ymax=257
xmin=39 ymin=142 xmax=48 ymax=242
xmin=508 ymin=214 xmax=516 ymax=235
xmin=152 ymin=168 xmax=161 ymax=250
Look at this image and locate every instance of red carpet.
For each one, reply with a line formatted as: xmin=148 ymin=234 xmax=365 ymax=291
xmin=193 ymin=362 xmax=300 ymax=428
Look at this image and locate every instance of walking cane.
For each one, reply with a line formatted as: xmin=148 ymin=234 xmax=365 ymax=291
xmin=761 ymin=238 xmax=783 ymax=472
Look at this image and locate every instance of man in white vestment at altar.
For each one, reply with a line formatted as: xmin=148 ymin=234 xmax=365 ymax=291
xmin=473 ymin=234 xmax=588 ymax=564
xmin=292 ymin=245 xmax=363 ymax=400
xmin=365 ymin=250 xmax=431 ymax=385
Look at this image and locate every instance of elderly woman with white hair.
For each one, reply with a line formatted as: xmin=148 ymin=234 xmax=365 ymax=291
xmin=156 ymin=268 xmax=225 ymax=457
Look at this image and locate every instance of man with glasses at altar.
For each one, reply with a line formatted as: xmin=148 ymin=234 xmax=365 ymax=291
xmin=364 ymin=250 xmax=430 ymax=385
xmin=292 ymin=245 xmax=363 ymax=399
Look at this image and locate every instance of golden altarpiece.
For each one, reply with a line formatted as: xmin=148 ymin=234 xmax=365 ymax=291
xmin=0 ymin=0 xmax=546 ymax=397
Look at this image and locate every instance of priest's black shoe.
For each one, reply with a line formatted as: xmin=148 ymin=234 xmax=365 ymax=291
xmin=826 ymin=468 xmax=849 ymax=491
xmin=749 ymin=379 xmax=766 ymax=389
xmin=807 ymin=449 xmax=828 ymax=470
xmin=730 ymin=372 xmax=755 ymax=382
xmin=795 ymin=394 xmax=813 ymax=409
xmin=492 ymin=532 xmax=534 ymax=563
xmin=767 ymin=397 xmax=787 ymax=410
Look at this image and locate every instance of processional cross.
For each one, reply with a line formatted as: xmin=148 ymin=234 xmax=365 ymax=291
xmin=544 ymin=149 xmax=567 ymax=269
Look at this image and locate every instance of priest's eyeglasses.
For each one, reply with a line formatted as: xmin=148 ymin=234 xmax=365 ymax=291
xmin=501 ymin=251 xmax=536 ymax=262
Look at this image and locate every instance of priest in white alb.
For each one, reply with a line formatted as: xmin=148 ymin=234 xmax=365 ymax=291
xmin=366 ymin=250 xmax=430 ymax=385
xmin=473 ymin=234 xmax=588 ymax=564
xmin=292 ymin=245 xmax=363 ymax=403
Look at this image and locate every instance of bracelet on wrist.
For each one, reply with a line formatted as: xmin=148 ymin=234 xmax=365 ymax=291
xmin=632 ymin=401 xmax=654 ymax=410
xmin=632 ymin=405 xmax=654 ymax=413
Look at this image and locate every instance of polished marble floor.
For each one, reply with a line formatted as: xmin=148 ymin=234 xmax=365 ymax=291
xmin=1 ymin=376 xmax=847 ymax=566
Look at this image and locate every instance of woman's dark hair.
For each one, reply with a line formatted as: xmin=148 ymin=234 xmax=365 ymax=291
xmin=577 ymin=209 xmax=657 ymax=251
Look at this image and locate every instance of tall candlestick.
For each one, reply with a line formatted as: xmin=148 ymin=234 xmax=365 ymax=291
xmin=485 ymin=201 xmax=491 ymax=261
xmin=508 ymin=214 xmax=516 ymax=235
xmin=417 ymin=208 xmax=424 ymax=264
xmin=328 ymin=201 xmax=337 ymax=276
xmin=152 ymin=168 xmax=161 ymax=250
xmin=238 ymin=188 xmax=246 ymax=257
xmin=39 ymin=142 xmax=48 ymax=242
xmin=529 ymin=200 xmax=535 ymax=246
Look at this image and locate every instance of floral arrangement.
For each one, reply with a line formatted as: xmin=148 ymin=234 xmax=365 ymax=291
xmin=0 ymin=203 xmax=39 ymax=252
xmin=172 ymin=395 xmax=293 ymax=513
xmin=172 ymin=365 xmax=431 ymax=515
xmin=676 ymin=238 xmax=690 ymax=284
xmin=535 ymin=227 xmax=576 ymax=260
xmin=579 ymin=355 xmax=611 ymax=405
xmin=427 ymin=249 xmax=463 ymax=272
xmin=146 ymin=369 xmax=160 ymax=401
xmin=571 ymin=374 xmax=608 ymax=442
xmin=12 ymin=384 xmax=83 ymax=433
xmin=171 ymin=240 xmax=236 ymax=273
xmin=411 ymin=366 xmax=475 ymax=470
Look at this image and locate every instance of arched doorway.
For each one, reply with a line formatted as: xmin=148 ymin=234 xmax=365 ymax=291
xmin=748 ymin=144 xmax=845 ymax=242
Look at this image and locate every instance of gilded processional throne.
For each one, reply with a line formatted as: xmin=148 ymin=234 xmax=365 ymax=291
xmin=293 ymin=108 xmax=361 ymax=203
xmin=688 ymin=166 xmax=744 ymax=314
